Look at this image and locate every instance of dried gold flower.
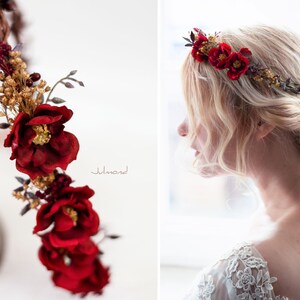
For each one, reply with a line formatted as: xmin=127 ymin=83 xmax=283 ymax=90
xmin=233 ymin=60 xmax=241 ymax=69
xmin=31 ymin=172 xmax=55 ymax=190
xmin=63 ymin=206 xmax=78 ymax=225
xmin=32 ymin=124 xmax=51 ymax=145
xmin=30 ymin=199 xmax=40 ymax=209
xmin=13 ymin=191 xmax=25 ymax=201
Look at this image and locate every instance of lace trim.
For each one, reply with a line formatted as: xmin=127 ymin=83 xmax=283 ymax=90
xmin=196 ymin=274 xmax=215 ymax=299
xmin=195 ymin=242 xmax=288 ymax=300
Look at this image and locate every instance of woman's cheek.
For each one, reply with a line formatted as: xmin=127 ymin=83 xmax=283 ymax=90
xmin=196 ymin=125 xmax=208 ymax=148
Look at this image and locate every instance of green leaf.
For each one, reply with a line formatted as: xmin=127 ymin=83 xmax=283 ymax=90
xmin=64 ymin=82 xmax=74 ymax=88
xmin=24 ymin=191 xmax=38 ymax=200
xmin=190 ymin=31 xmax=195 ymax=42
xmin=107 ymin=234 xmax=121 ymax=239
xmin=14 ymin=186 xmax=24 ymax=192
xmin=69 ymin=70 xmax=77 ymax=76
xmin=51 ymin=97 xmax=66 ymax=104
xmin=20 ymin=203 xmax=31 ymax=216
xmin=15 ymin=176 xmax=25 ymax=184
xmin=183 ymin=37 xmax=192 ymax=43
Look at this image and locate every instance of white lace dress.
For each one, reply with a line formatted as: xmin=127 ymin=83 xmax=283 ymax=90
xmin=183 ymin=242 xmax=288 ymax=300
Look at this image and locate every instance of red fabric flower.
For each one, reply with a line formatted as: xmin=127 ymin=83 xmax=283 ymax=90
xmin=39 ymin=233 xmax=99 ymax=276
xmin=33 ymin=185 xmax=99 ymax=247
xmin=38 ymin=233 xmax=109 ymax=296
xmin=208 ymin=43 xmax=231 ymax=70
xmin=52 ymin=259 xmax=110 ymax=297
xmin=226 ymin=48 xmax=252 ymax=80
xmin=4 ymin=104 xmax=79 ymax=179
xmin=191 ymin=33 xmax=208 ymax=62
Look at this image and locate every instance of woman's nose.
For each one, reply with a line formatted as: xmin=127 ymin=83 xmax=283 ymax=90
xmin=177 ymin=118 xmax=188 ymax=137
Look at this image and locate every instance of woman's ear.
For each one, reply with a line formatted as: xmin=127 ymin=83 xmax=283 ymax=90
xmin=255 ymin=121 xmax=276 ymax=141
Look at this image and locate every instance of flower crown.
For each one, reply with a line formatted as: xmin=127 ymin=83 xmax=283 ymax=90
xmin=184 ymin=28 xmax=300 ymax=94
xmin=0 ymin=1 xmax=118 ymax=297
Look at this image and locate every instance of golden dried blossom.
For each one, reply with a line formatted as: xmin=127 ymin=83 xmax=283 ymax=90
xmin=199 ymin=35 xmax=218 ymax=56
xmin=31 ymin=172 xmax=55 ymax=190
xmin=32 ymin=124 xmax=51 ymax=145
xmin=0 ymin=51 xmax=51 ymax=121
xmin=63 ymin=206 xmax=78 ymax=225
xmin=13 ymin=191 xmax=26 ymax=201
xmin=233 ymin=60 xmax=242 ymax=69
xmin=30 ymin=199 xmax=40 ymax=209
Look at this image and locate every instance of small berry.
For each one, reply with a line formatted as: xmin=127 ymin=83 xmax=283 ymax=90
xmin=26 ymin=78 xmax=33 ymax=87
xmin=30 ymin=72 xmax=41 ymax=82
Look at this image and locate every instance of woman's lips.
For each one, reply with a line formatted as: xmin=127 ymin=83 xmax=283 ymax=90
xmin=195 ymin=150 xmax=200 ymax=156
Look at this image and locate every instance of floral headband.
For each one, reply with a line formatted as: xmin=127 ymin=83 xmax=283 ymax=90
xmin=0 ymin=1 xmax=118 ymax=297
xmin=184 ymin=28 xmax=300 ymax=94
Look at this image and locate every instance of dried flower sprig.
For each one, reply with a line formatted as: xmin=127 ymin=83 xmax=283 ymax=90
xmin=13 ymin=173 xmax=56 ymax=215
xmin=0 ymin=44 xmax=50 ymax=123
xmin=46 ymin=70 xmax=84 ymax=104
xmin=184 ymin=28 xmax=300 ymax=94
xmin=0 ymin=54 xmax=85 ymax=125
xmin=13 ymin=175 xmax=39 ymax=215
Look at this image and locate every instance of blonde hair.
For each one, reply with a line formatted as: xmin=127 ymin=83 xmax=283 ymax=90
xmin=181 ymin=25 xmax=300 ymax=177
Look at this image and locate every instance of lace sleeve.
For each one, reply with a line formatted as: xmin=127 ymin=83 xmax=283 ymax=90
xmin=183 ymin=260 xmax=231 ymax=300
xmin=183 ymin=242 xmax=289 ymax=300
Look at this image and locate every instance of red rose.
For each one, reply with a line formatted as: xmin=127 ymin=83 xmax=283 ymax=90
xmin=226 ymin=48 xmax=252 ymax=80
xmin=208 ymin=43 xmax=231 ymax=70
xmin=39 ymin=233 xmax=100 ymax=277
xmin=191 ymin=33 xmax=208 ymax=62
xmin=52 ymin=259 xmax=110 ymax=296
xmin=33 ymin=185 xmax=99 ymax=247
xmin=38 ymin=233 xmax=109 ymax=296
xmin=4 ymin=104 xmax=79 ymax=179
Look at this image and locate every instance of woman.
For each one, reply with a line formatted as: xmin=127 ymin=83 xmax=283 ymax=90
xmin=177 ymin=25 xmax=300 ymax=299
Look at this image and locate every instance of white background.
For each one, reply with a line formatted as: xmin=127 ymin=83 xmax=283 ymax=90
xmin=0 ymin=1 xmax=157 ymax=299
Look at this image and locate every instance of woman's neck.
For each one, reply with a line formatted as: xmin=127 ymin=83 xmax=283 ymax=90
xmin=249 ymin=140 xmax=300 ymax=223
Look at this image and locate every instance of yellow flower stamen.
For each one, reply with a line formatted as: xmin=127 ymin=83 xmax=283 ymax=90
xmin=208 ymin=35 xmax=217 ymax=43
xmin=63 ymin=206 xmax=78 ymax=225
xmin=218 ymin=53 xmax=227 ymax=60
xmin=233 ymin=60 xmax=241 ymax=69
xmin=32 ymin=124 xmax=51 ymax=145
